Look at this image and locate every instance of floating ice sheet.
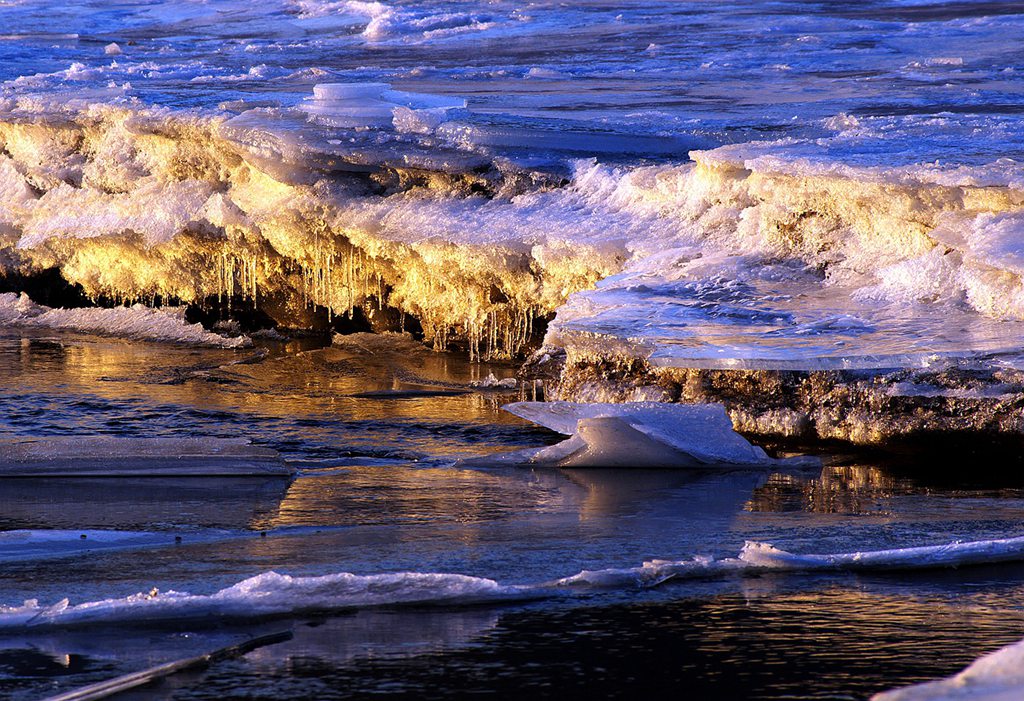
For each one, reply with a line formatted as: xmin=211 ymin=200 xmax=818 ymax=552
xmin=298 ymin=82 xmax=465 ymax=130
xmin=0 ymin=437 xmax=291 ymax=477
xmin=501 ymin=401 xmax=817 ymax=468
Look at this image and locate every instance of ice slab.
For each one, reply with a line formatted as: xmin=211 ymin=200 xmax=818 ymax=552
xmin=298 ymin=82 xmax=465 ymax=130
xmin=551 ymin=254 xmax=1024 ymax=372
xmin=0 ymin=437 xmax=291 ymax=477
xmin=502 ymin=401 xmax=817 ymax=468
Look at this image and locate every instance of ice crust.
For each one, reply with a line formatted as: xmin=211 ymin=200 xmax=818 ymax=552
xmin=502 ymin=401 xmax=813 ymax=468
xmin=5 ymin=535 xmax=1024 ymax=630
xmin=0 ymin=293 xmax=249 ymax=348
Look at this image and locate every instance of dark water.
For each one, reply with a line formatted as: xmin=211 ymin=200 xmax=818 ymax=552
xmin=3 ymin=330 xmax=1024 ymax=700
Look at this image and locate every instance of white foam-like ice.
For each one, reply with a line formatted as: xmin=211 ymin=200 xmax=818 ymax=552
xmin=0 ymin=570 xmax=535 ymax=630
xmin=556 ymin=534 xmax=1024 ymax=589
xmin=0 ymin=293 xmax=249 ymax=348
xmin=6 ymin=534 xmax=1024 ymax=630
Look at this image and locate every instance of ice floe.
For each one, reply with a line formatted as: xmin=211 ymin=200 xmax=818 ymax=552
xmin=874 ymin=637 xmax=1024 ymax=700
xmin=501 ymin=401 xmax=816 ymax=468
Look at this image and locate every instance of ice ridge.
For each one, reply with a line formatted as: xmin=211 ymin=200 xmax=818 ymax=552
xmin=5 ymin=535 xmax=1024 ymax=630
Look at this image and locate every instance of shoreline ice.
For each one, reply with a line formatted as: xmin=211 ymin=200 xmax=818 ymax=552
xmin=5 ymin=534 xmax=1024 ymax=631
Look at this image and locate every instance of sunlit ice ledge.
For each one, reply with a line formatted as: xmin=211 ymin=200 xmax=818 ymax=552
xmin=0 ymin=87 xmax=709 ymax=359
xmin=6 ymin=86 xmax=1024 ymax=451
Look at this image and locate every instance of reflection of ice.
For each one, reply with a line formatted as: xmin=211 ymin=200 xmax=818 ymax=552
xmin=557 ymin=468 xmax=770 ymax=523
xmin=245 ymin=609 xmax=499 ymax=667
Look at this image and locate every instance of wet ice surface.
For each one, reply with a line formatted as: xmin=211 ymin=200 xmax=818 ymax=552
xmin=4 ymin=331 xmax=1024 ymax=698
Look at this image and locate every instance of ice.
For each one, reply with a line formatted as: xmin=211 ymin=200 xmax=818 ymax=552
xmin=502 ymin=401 xmax=816 ymax=468
xmin=298 ymin=82 xmax=465 ymax=130
xmin=0 ymin=436 xmax=290 ymax=477
xmin=0 ymin=530 xmax=210 ymax=563
xmin=0 ymin=570 xmax=536 ymax=630
xmin=0 ymin=2 xmax=1023 ymax=369
xmin=0 ymin=293 xmax=250 ymax=348
xmin=556 ymin=534 xmax=1024 ymax=589
xmin=5 ymin=534 xmax=1024 ymax=630
xmin=873 ymin=638 xmax=1024 ymax=700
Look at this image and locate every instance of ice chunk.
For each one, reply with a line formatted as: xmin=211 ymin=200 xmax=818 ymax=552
xmin=502 ymin=401 xmax=817 ymax=468
xmin=0 ymin=437 xmax=291 ymax=477
xmin=104 ymin=42 xmax=121 ymax=56
xmin=392 ymin=105 xmax=454 ymax=134
xmin=312 ymin=82 xmax=389 ymax=101
xmin=873 ymin=636 xmax=1024 ymax=700
xmin=299 ymin=82 xmax=465 ymax=129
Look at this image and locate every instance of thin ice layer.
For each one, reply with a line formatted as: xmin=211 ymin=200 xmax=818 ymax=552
xmin=0 ymin=571 xmax=537 ymax=630
xmin=0 ymin=436 xmax=290 ymax=477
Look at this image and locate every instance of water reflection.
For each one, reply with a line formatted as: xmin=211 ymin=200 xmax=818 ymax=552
xmin=0 ymin=329 xmax=547 ymax=461
xmin=747 ymin=466 xmax=909 ymax=515
xmin=557 ymin=468 xmax=769 ymax=523
xmin=251 ymin=467 xmax=565 ymax=530
xmin=746 ymin=464 xmax=1024 ymax=516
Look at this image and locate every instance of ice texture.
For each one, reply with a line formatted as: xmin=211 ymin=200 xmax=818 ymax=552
xmin=0 ymin=293 xmax=249 ymax=348
xmin=5 ymin=534 xmax=1024 ymax=630
xmin=1 ymin=1 xmax=1024 ymax=369
xmin=298 ymin=82 xmax=465 ymax=129
xmin=0 ymin=570 xmax=535 ymax=630
xmin=502 ymin=401 xmax=814 ymax=468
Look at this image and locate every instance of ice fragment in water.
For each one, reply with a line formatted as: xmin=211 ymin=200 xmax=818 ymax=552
xmin=502 ymin=401 xmax=817 ymax=468
xmin=299 ymin=82 xmax=465 ymax=129
xmin=873 ymin=635 xmax=1024 ymax=700
xmin=0 ymin=293 xmax=249 ymax=348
